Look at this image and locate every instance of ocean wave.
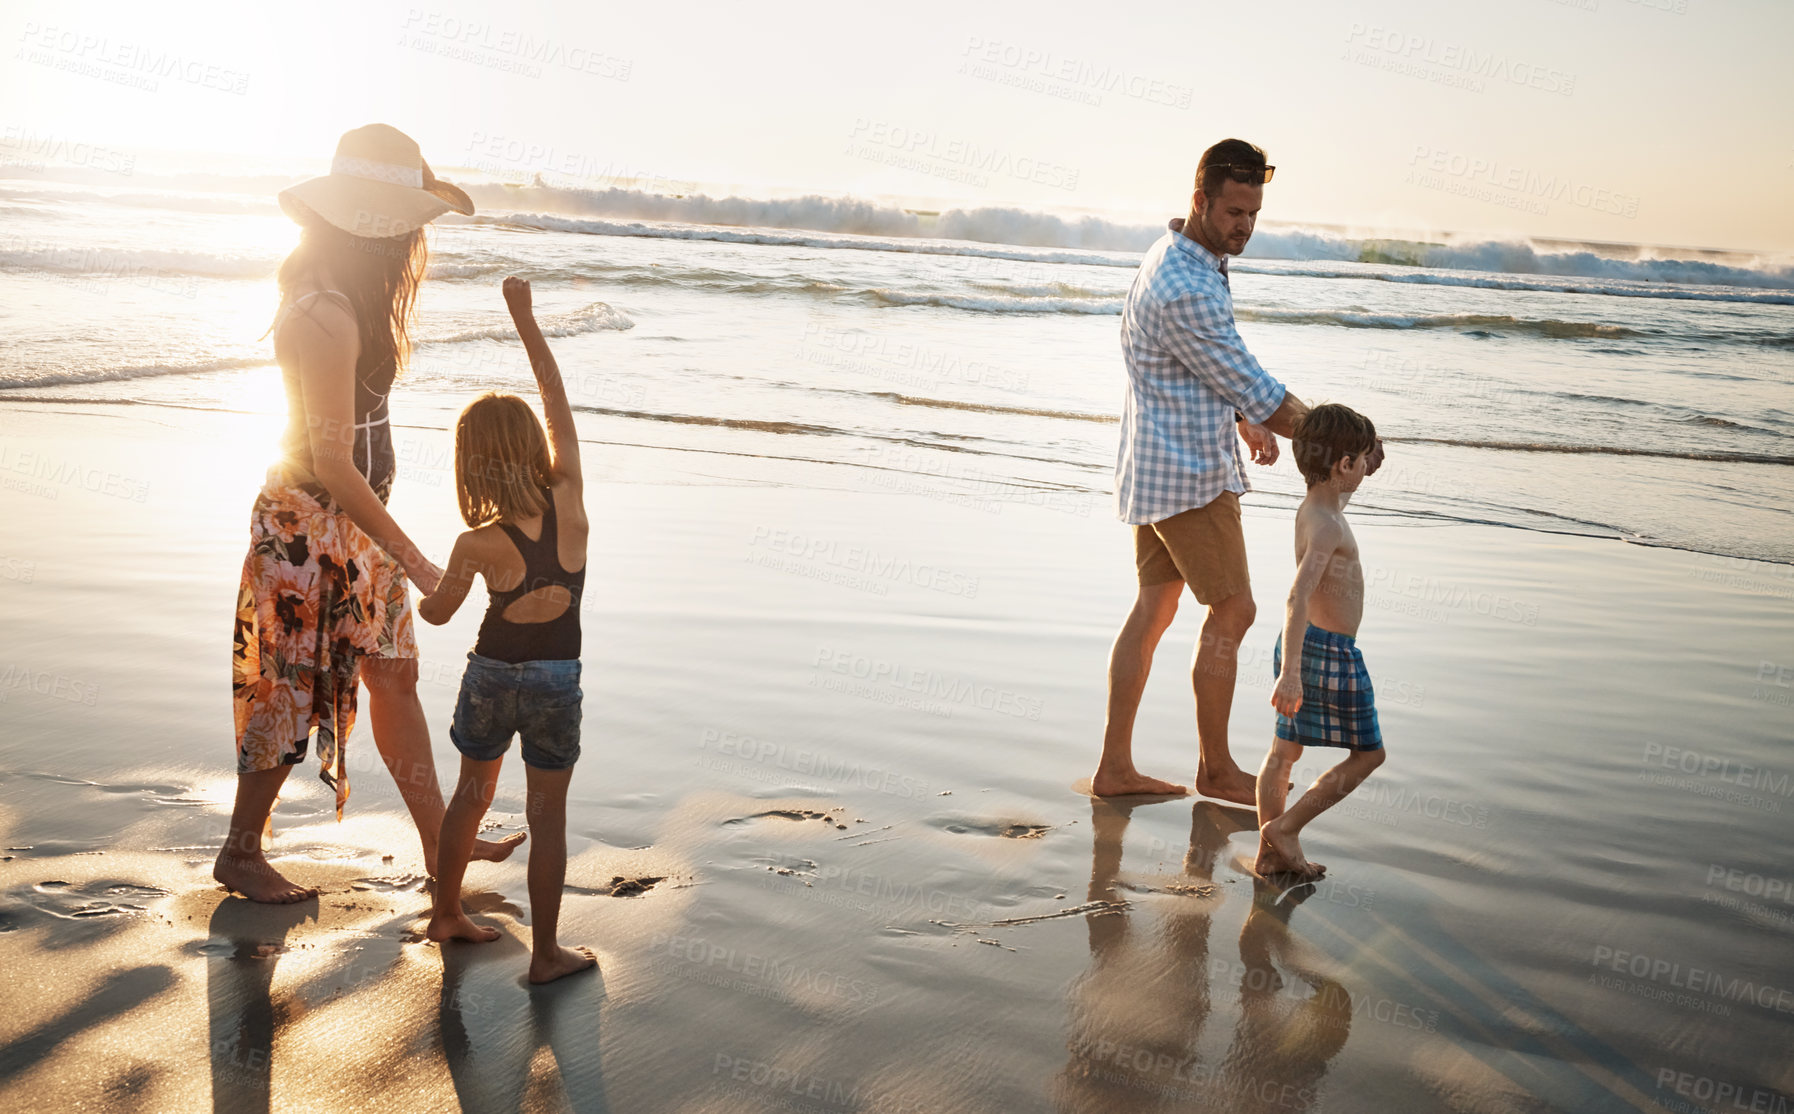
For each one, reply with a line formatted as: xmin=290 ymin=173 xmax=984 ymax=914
xmin=1231 ymin=261 xmax=1794 ymax=306
xmin=0 ymin=355 xmax=272 ymax=390
xmin=865 ymin=288 xmax=1121 ymax=315
xmin=1387 ymin=436 xmax=1794 ymax=466
xmin=417 ymin=301 xmax=633 ymax=345
xmin=1236 ymin=309 xmax=1637 ymax=338
xmin=0 ymin=245 xmax=277 ymax=279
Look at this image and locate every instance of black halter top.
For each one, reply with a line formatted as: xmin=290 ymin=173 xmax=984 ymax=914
xmin=473 ymin=489 xmax=585 ymax=663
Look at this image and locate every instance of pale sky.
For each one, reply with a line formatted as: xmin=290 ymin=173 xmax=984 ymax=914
xmin=4 ymin=0 xmax=1792 ymax=253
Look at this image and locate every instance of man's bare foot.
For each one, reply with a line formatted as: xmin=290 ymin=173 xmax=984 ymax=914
xmin=529 ymin=944 xmax=598 ymax=984
xmin=214 ymin=851 xmax=317 ymax=904
xmin=426 ymin=910 xmax=501 ymax=944
xmin=1091 ymin=768 xmax=1190 ymax=797
xmin=1256 ymin=822 xmax=1325 ymax=881
xmin=1195 ymin=767 xmax=1259 ymax=807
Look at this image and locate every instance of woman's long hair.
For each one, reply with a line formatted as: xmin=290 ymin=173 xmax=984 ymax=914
xmin=271 ymin=206 xmax=428 ymax=385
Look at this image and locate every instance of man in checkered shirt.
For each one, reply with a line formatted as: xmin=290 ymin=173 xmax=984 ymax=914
xmin=1094 ymin=139 xmax=1312 ymax=802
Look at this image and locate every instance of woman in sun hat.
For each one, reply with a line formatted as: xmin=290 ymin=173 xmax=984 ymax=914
xmin=216 ymin=124 xmax=524 ymax=903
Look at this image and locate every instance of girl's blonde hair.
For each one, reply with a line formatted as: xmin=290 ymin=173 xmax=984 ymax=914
xmin=455 ymin=392 xmax=551 ymax=527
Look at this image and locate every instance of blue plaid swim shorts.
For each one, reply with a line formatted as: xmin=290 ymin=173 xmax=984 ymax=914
xmin=1273 ymin=624 xmax=1383 ymax=751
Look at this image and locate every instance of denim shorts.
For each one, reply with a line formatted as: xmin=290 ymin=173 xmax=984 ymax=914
xmin=448 ymin=652 xmax=582 ymax=770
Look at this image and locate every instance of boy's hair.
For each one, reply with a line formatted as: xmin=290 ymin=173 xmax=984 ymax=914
xmin=1293 ymin=403 xmax=1378 ymax=487
xmin=455 ymin=392 xmax=551 ymax=527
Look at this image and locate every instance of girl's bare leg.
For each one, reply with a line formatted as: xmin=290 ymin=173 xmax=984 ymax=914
xmin=214 ymin=764 xmax=317 ymax=903
xmin=523 ymin=765 xmax=595 ymax=984
xmin=427 ymin=755 xmax=503 ymax=943
xmin=363 ymin=657 xmax=525 ymax=873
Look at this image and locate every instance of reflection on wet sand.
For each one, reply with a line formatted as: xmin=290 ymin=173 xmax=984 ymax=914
xmin=1053 ymin=800 xmax=1351 ymax=1112
xmin=204 ymin=884 xmax=609 ymax=1114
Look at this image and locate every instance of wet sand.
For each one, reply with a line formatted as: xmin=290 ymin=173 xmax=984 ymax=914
xmin=1 ymin=399 xmax=1790 ymax=1113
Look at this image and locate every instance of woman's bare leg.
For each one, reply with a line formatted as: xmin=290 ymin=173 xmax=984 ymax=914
xmin=213 ymin=764 xmax=317 ymax=903
xmin=362 ymin=657 xmax=524 ymax=874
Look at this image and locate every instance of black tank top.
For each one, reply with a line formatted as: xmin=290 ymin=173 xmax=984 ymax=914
xmin=473 ymin=489 xmax=585 ymax=663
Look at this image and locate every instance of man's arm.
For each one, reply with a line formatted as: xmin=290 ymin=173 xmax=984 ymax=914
xmin=1272 ymin=519 xmax=1342 ymax=716
xmin=502 ymin=277 xmax=582 ymax=488
xmin=418 ymin=532 xmax=480 ymax=626
xmin=1157 ymin=290 xmax=1288 ymax=426
xmin=1257 ymin=390 xmax=1310 ymax=440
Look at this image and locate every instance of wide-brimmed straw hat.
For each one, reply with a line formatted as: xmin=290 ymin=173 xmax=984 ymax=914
xmin=278 ymin=123 xmax=474 ymax=239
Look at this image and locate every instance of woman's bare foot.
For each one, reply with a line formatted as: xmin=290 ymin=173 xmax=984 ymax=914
xmin=1196 ymin=767 xmax=1259 ymax=807
xmin=425 ymin=910 xmax=501 ymax=943
xmin=529 ymin=944 xmax=597 ymax=985
xmin=1254 ymin=823 xmax=1325 ymax=881
xmin=1091 ymin=768 xmax=1190 ymax=797
xmin=471 ymin=832 xmax=527 ymax=862
xmin=424 ymin=832 xmax=527 ymax=877
xmin=214 ymin=851 xmax=317 ymax=904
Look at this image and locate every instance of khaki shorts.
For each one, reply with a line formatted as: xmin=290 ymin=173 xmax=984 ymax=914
xmin=1134 ymin=492 xmax=1250 ymax=604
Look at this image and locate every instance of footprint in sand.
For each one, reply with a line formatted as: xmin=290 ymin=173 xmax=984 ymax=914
xmin=722 ymin=808 xmax=843 ymax=828
xmin=928 ymin=817 xmax=1053 ymax=840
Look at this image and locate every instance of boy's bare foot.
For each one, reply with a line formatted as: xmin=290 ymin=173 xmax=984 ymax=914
xmin=1196 ymin=767 xmax=1259 ymax=807
xmin=529 ymin=945 xmax=598 ymax=984
xmin=214 ymin=851 xmax=317 ymax=904
xmin=425 ymin=911 xmax=501 ymax=944
xmin=471 ymin=832 xmax=527 ymax=862
xmin=1091 ymin=768 xmax=1190 ymax=797
xmin=1254 ymin=825 xmax=1326 ymax=881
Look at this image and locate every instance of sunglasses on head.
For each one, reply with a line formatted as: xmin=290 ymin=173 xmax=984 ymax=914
xmin=1209 ymin=163 xmax=1275 ymax=185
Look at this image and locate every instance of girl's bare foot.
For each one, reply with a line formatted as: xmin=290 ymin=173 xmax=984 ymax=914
xmin=1091 ymin=768 xmax=1189 ymax=797
xmin=214 ymin=851 xmax=317 ymax=904
xmin=528 ymin=945 xmax=597 ymax=985
xmin=425 ymin=911 xmax=501 ymax=943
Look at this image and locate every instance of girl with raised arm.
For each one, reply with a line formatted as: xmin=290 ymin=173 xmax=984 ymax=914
xmin=419 ymin=276 xmax=596 ymax=984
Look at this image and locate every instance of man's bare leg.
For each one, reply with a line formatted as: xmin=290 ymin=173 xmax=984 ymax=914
xmin=213 ymin=764 xmax=318 ymax=904
xmin=1191 ymin=590 xmax=1258 ymax=806
xmin=1094 ymin=582 xmax=1189 ymax=797
xmin=364 ymin=657 xmax=526 ymax=874
xmin=1259 ymin=748 xmax=1386 ymax=879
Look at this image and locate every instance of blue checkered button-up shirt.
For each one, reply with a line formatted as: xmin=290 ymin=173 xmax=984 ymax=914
xmin=1115 ymin=218 xmax=1287 ymax=525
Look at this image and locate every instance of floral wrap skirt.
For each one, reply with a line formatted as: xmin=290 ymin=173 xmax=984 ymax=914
xmin=232 ymin=465 xmax=416 ymax=821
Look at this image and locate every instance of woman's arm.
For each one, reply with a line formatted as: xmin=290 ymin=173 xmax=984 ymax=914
xmin=286 ymin=301 xmax=443 ymax=593
xmin=502 ymin=276 xmax=582 ymax=487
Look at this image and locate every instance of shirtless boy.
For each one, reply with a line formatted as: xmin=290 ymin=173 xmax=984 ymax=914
xmin=1255 ymin=404 xmax=1387 ymax=880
